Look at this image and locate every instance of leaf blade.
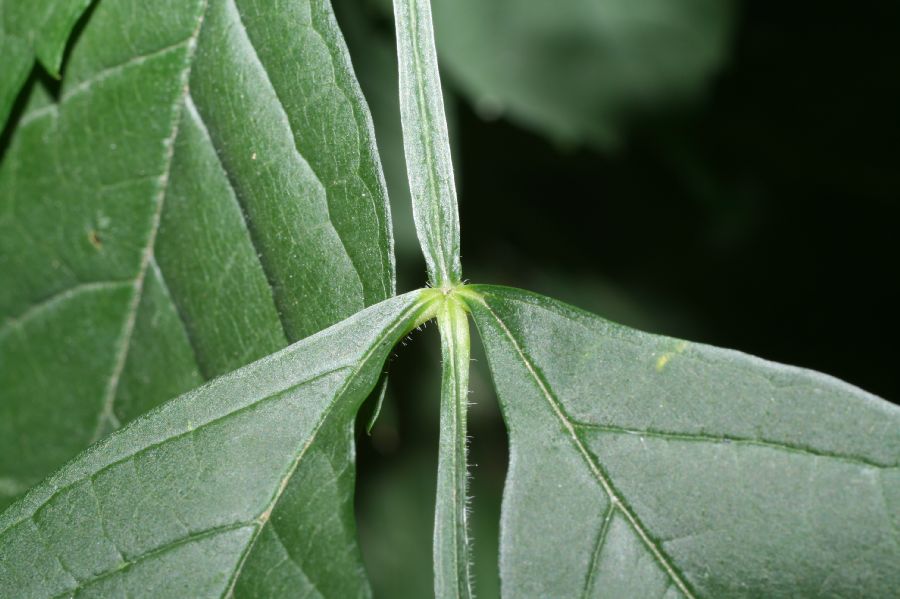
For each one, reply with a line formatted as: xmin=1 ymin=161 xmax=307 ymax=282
xmin=1 ymin=1 xmax=210 ymax=501
xmin=464 ymin=285 xmax=900 ymax=598
xmin=0 ymin=291 xmax=429 ymax=598
xmin=0 ymin=0 xmax=395 ymax=507
xmin=0 ymin=0 xmax=95 ymax=129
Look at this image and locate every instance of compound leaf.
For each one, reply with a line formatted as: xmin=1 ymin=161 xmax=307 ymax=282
xmin=464 ymin=285 xmax=900 ymax=598
xmin=0 ymin=292 xmax=429 ymax=598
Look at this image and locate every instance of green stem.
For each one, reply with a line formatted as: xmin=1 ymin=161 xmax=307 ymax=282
xmin=434 ymin=294 xmax=473 ymax=598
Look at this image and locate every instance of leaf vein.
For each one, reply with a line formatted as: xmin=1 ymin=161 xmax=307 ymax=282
xmin=85 ymin=477 xmax=127 ymax=565
xmin=266 ymin=523 xmax=321 ymax=594
xmin=582 ymin=504 xmax=615 ymax=599
xmin=28 ymin=516 xmax=78 ymax=589
xmin=150 ymin=256 xmax=206 ymax=381
xmin=476 ymin=297 xmax=697 ymax=599
xmin=89 ymin=0 xmax=209 ymax=445
xmin=0 ymin=365 xmax=349 ymax=539
xmin=404 ymin=0 xmax=449 ymax=284
xmin=60 ymin=39 xmax=193 ymax=103
xmin=221 ymin=298 xmax=423 ymax=596
xmin=306 ymin=8 xmax=393 ymax=301
xmin=48 ymin=521 xmax=255 ymax=598
xmin=148 ymin=255 xmax=206 ymax=379
xmin=573 ymin=421 xmax=896 ymax=469
xmin=182 ymin=92 xmax=291 ymax=347
xmin=0 ymin=281 xmax=130 ymax=340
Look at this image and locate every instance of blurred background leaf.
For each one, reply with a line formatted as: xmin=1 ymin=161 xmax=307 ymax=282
xmin=426 ymin=0 xmax=737 ymax=148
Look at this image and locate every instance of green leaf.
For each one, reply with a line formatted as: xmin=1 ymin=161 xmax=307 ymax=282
xmin=463 ymin=285 xmax=900 ymax=597
xmin=429 ymin=0 xmax=737 ymax=147
xmin=0 ymin=0 xmax=394 ymax=508
xmin=0 ymin=0 xmax=94 ymax=129
xmin=393 ymin=0 xmax=461 ymax=288
xmin=0 ymin=291 xmax=430 ymax=598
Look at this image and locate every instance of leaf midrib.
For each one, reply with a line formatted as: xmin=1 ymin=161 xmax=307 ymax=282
xmin=2 ymin=293 xmax=424 ymax=597
xmin=470 ymin=294 xmax=698 ymax=599
xmin=221 ymin=296 xmax=425 ymax=596
xmin=89 ymin=0 xmax=210 ymax=443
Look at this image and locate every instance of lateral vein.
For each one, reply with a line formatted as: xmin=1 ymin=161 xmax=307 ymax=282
xmin=582 ymin=504 xmax=615 ymax=599
xmin=573 ymin=421 xmax=895 ymax=469
xmin=0 ymin=281 xmax=130 ymax=340
xmin=0 ymin=366 xmax=350 ymax=539
xmin=477 ymin=298 xmax=697 ymax=599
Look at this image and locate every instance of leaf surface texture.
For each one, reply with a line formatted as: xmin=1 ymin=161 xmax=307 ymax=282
xmin=465 ymin=285 xmax=900 ymax=598
xmin=0 ymin=292 xmax=427 ymax=598
xmin=0 ymin=0 xmax=394 ymax=509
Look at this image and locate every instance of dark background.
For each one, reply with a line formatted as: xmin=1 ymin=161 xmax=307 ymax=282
xmin=340 ymin=1 xmax=900 ymax=597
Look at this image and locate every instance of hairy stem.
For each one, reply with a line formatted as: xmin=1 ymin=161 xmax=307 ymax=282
xmin=434 ymin=295 xmax=473 ymax=598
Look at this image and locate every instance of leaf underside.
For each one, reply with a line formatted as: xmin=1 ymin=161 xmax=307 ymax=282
xmin=465 ymin=285 xmax=900 ymax=598
xmin=0 ymin=292 xmax=426 ymax=598
xmin=0 ymin=0 xmax=394 ymax=510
